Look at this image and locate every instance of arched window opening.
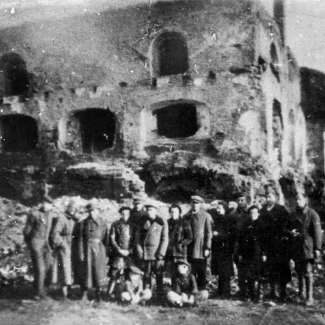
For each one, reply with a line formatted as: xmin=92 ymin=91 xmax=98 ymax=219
xmin=273 ymin=99 xmax=283 ymax=162
xmin=152 ymin=31 xmax=188 ymax=77
xmin=0 ymin=53 xmax=29 ymax=97
xmin=153 ymin=103 xmax=198 ymax=138
xmin=73 ymin=109 xmax=116 ymax=153
xmin=270 ymin=43 xmax=280 ymax=82
xmin=0 ymin=114 xmax=38 ymax=152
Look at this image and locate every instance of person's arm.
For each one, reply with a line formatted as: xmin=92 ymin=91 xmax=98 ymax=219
xmin=311 ymin=211 xmax=323 ymax=253
xmin=134 ymin=227 xmax=144 ymax=259
xmin=203 ymin=214 xmax=213 ymax=257
xmin=51 ymin=216 xmax=65 ymax=248
xmin=157 ymin=219 xmax=169 ymax=259
xmin=180 ymin=220 xmax=193 ymax=247
xmin=23 ymin=212 xmax=35 ymax=243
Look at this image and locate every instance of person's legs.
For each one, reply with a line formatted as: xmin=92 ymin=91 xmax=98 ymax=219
xmin=31 ymin=243 xmax=47 ymax=298
xmin=305 ymin=260 xmax=314 ymax=306
xmin=166 ymin=291 xmax=183 ymax=306
xmin=107 ymin=267 xmax=119 ymax=298
xmin=195 ymin=259 xmax=208 ymax=290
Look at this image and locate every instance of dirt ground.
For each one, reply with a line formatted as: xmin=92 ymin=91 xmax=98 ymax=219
xmin=1 ymin=284 xmax=325 ymax=325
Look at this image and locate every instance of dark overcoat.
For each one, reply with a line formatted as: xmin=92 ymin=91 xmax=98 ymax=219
xmin=135 ymin=216 xmax=168 ymax=261
xmin=166 ymin=217 xmax=193 ymax=259
xmin=289 ymin=205 xmax=322 ymax=261
xmin=108 ymin=218 xmax=134 ymax=269
xmin=259 ymin=203 xmax=290 ymax=260
xmin=76 ymin=215 xmax=109 ymax=288
xmin=184 ymin=209 xmax=212 ymax=260
xmin=210 ymin=211 xmax=235 ymax=276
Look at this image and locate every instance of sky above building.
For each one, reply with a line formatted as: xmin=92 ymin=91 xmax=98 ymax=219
xmin=287 ymin=0 xmax=325 ymax=73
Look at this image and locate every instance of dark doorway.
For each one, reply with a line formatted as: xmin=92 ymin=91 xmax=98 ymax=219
xmin=0 ymin=53 xmax=29 ymax=97
xmin=154 ymin=103 xmax=198 ymax=138
xmin=74 ymin=109 xmax=116 ymax=153
xmin=0 ymin=115 xmax=38 ymax=152
xmin=154 ymin=32 xmax=188 ymax=77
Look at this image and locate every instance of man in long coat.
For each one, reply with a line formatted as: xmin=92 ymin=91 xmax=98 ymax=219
xmin=50 ymin=199 xmax=79 ymax=299
xmin=166 ymin=204 xmax=193 ymax=281
xmin=210 ymin=201 xmax=235 ymax=298
xmin=23 ymin=202 xmax=54 ymax=299
xmin=184 ymin=195 xmax=212 ymax=290
xmin=289 ymin=191 xmax=322 ymax=306
xmin=76 ymin=202 xmax=109 ymax=301
xmin=134 ymin=201 xmax=168 ymax=295
xmin=107 ymin=206 xmax=134 ymax=299
xmin=231 ymin=192 xmax=250 ymax=298
xmin=259 ymin=186 xmax=291 ymax=301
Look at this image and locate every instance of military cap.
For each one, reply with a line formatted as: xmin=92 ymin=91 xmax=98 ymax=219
xmin=190 ymin=195 xmax=204 ymax=203
xmin=237 ymin=191 xmax=248 ymax=199
xmin=144 ymin=200 xmax=159 ymax=209
xmin=264 ymin=186 xmax=277 ymax=196
xmin=129 ymin=265 xmax=144 ymax=276
xmin=119 ymin=206 xmax=132 ymax=213
xmin=174 ymin=259 xmax=190 ymax=267
xmin=85 ymin=202 xmax=96 ymax=211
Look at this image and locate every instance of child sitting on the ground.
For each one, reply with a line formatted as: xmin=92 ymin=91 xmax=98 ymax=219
xmin=119 ymin=266 xmax=152 ymax=305
xmin=167 ymin=260 xmax=209 ymax=307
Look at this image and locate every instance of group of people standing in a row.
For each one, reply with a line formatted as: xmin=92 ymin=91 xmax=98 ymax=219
xmin=23 ymin=186 xmax=323 ymax=307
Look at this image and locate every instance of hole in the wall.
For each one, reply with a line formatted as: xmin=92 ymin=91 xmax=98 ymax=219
xmin=73 ymin=109 xmax=116 ymax=153
xmin=152 ymin=31 xmax=189 ymax=77
xmin=0 ymin=53 xmax=29 ymax=97
xmin=0 ymin=114 xmax=38 ymax=152
xmin=119 ymin=82 xmax=128 ymax=88
xmin=208 ymin=71 xmax=216 ymax=80
xmin=258 ymin=56 xmax=267 ymax=72
xmin=153 ymin=103 xmax=198 ymax=139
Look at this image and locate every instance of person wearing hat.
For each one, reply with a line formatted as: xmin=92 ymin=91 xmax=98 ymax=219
xmin=259 ymin=185 xmax=291 ymax=301
xmin=130 ymin=193 xmax=148 ymax=229
xmin=106 ymin=206 xmax=134 ymax=300
xmin=23 ymin=202 xmax=55 ymax=300
xmin=231 ymin=191 xmax=251 ymax=298
xmin=119 ymin=266 xmax=152 ymax=305
xmin=288 ymin=191 xmax=322 ymax=306
xmin=165 ymin=204 xmax=193 ymax=283
xmin=75 ymin=201 xmax=109 ymax=302
xmin=184 ymin=195 xmax=212 ymax=290
xmin=166 ymin=260 xmax=209 ymax=307
xmin=134 ymin=200 xmax=168 ymax=295
xmin=50 ymin=199 xmax=81 ymax=300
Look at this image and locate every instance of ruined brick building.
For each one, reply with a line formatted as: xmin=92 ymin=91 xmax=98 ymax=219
xmin=0 ymin=0 xmax=307 ymax=205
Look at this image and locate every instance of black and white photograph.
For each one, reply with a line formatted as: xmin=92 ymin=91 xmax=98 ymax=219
xmin=0 ymin=0 xmax=325 ymax=324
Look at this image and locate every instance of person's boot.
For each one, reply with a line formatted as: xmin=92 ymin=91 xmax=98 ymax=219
xmin=80 ymin=287 xmax=88 ymax=302
xmin=95 ymin=288 xmax=102 ymax=303
xmin=62 ymin=286 xmax=68 ymax=301
xmin=305 ymin=275 xmax=314 ymax=306
xmin=279 ymin=282 xmax=288 ymax=302
xmin=106 ymin=279 xmax=116 ymax=301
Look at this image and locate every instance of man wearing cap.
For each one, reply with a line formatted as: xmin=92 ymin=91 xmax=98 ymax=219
xmin=107 ymin=206 xmax=134 ymax=299
xmin=288 ymin=191 xmax=322 ymax=306
xmin=259 ymin=186 xmax=291 ymax=301
xmin=23 ymin=202 xmax=55 ymax=300
xmin=76 ymin=201 xmax=109 ymax=302
xmin=231 ymin=191 xmax=250 ymax=298
xmin=130 ymin=193 xmax=148 ymax=229
xmin=184 ymin=195 xmax=212 ymax=290
xmin=134 ymin=200 xmax=168 ymax=295
xmin=50 ymin=199 xmax=80 ymax=300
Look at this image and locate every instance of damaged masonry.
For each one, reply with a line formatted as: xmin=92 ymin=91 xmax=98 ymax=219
xmin=0 ymin=0 xmax=309 ymax=210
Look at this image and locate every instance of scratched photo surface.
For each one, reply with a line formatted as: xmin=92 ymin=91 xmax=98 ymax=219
xmin=0 ymin=0 xmax=325 ymax=324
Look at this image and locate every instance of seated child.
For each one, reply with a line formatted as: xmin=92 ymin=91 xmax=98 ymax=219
xmin=238 ymin=205 xmax=267 ymax=302
xmin=120 ymin=266 xmax=152 ymax=305
xmin=167 ymin=260 xmax=209 ymax=307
